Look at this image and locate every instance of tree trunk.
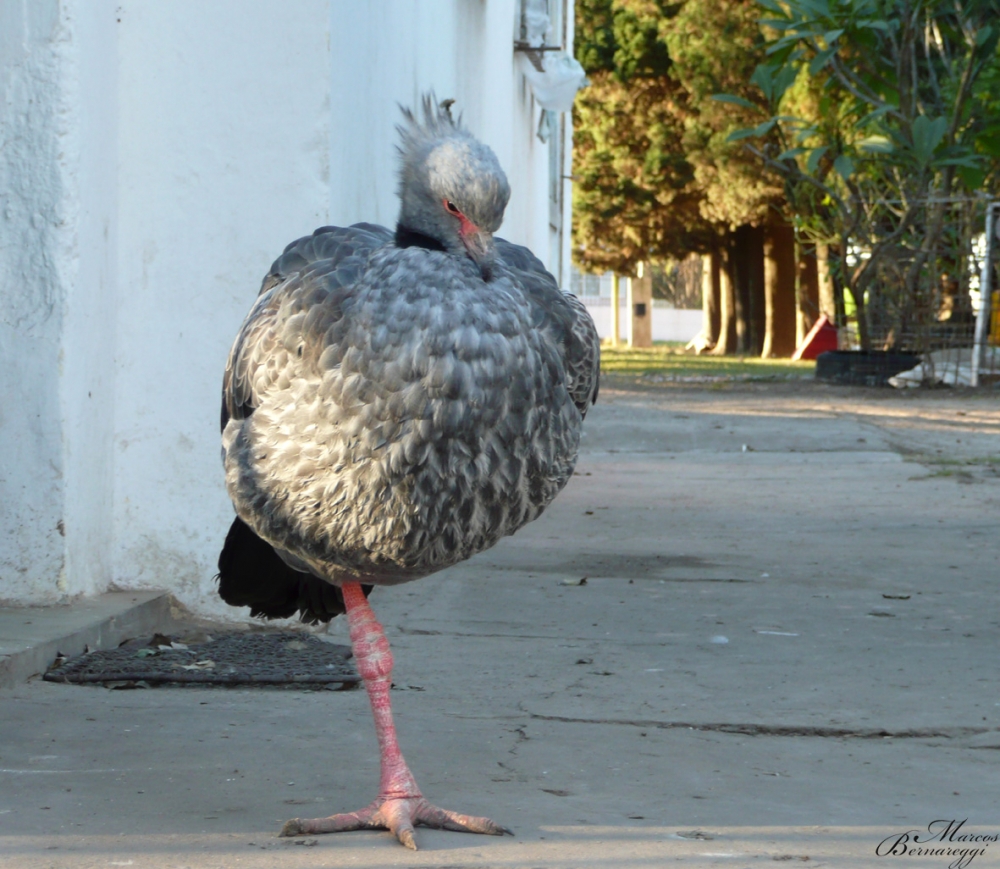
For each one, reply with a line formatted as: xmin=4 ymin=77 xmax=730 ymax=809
xmin=848 ymin=283 xmax=870 ymax=351
xmin=731 ymin=227 xmax=751 ymax=354
xmin=746 ymin=224 xmax=766 ymax=355
xmin=762 ymin=219 xmax=797 ymax=357
xmin=796 ymin=241 xmax=820 ymax=348
xmin=732 ymin=224 xmax=766 ymax=355
xmin=711 ymin=238 xmax=737 ymax=355
xmin=838 ymin=231 xmax=872 ymax=351
xmin=698 ymin=251 xmax=720 ymax=352
xmin=816 ymin=242 xmax=837 ymax=322
xmin=828 ymin=243 xmax=847 ymax=328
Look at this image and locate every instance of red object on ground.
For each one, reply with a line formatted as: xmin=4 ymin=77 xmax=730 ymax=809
xmin=792 ymin=314 xmax=838 ymax=361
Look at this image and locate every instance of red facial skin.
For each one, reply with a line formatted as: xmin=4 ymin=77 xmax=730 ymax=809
xmin=444 ymin=198 xmax=492 ymax=267
xmin=445 ymin=198 xmax=478 ymax=235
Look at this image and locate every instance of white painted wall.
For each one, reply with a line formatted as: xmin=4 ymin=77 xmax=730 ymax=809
xmin=0 ymin=0 xmax=67 ymax=603
xmin=112 ymin=1 xmax=336 ymax=609
xmin=0 ymin=0 xmax=577 ymax=615
xmin=0 ymin=0 xmax=118 ymax=602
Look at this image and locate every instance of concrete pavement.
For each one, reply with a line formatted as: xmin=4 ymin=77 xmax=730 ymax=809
xmin=2 ymin=380 xmax=999 ymax=867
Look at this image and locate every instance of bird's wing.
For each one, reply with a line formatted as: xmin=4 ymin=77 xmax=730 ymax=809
xmin=495 ymin=238 xmax=600 ymax=414
xmin=260 ymin=222 xmax=393 ymax=295
xmin=221 ymin=223 xmax=392 ymax=430
xmin=559 ymin=291 xmax=601 ymax=411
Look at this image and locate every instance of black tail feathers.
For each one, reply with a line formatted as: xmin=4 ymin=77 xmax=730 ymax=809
xmin=216 ymin=515 xmax=371 ymax=625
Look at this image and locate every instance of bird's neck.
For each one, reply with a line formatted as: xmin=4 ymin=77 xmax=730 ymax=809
xmin=394 ymin=223 xmax=447 ymax=252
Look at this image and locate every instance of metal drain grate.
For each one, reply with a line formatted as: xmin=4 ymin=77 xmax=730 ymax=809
xmin=44 ymin=630 xmax=360 ymax=688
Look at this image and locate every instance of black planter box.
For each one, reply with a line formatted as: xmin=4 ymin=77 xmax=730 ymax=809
xmin=815 ymin=350 xmax=921 ymax=387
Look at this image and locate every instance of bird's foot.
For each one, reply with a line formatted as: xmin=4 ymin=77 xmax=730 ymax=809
xmin=279 ymin=795 xmax=512 ymax=850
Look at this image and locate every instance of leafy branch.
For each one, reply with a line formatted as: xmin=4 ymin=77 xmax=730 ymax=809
xmin=717 ymin=0 xmax=1000 ymax=350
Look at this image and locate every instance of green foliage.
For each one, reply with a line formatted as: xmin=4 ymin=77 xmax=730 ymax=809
xmin=663 ymin=0 xmax=785 ymax=227
xmin=572 ymin=0 xmax=783 ymax=274
xmin=729 ymin=0 xmax=1000 ymax=203
xmin=575 ymin=0 xmax=618 ymax=73
xmin=723 ymin=0 xmax=1000 ymax=349
xmin=576 ymin=0 xmax=676 ymax=79
xmin=614 ymin=4 xmax=673 ymax=79
xmin=573 ymin=0 xmax=709 ymax=274
xmin=573 ymin=71 xmax=705 ymax=273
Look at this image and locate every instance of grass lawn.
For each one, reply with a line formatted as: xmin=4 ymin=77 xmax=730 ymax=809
xmin=600 ymin=342 xmax=817 ymax=379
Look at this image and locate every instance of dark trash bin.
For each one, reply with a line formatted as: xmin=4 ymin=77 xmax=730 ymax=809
xmin=815 ymin=350 xmax=921 ymax=387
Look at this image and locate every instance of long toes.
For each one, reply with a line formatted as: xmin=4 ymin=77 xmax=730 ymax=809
xmin=416 ymin=804 xmax=513 ymax=836
xmin=278 ymin=799 xmax=508 ymax=846
xmin=278 ymin=809 xmax=374 ymax=836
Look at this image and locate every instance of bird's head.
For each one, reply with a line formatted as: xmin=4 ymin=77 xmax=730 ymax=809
xmin=396 ymin=96 xmax=510 ymax=281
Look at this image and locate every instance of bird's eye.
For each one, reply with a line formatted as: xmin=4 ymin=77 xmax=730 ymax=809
xmin=444 ymin=199 xmax=461 ymax=215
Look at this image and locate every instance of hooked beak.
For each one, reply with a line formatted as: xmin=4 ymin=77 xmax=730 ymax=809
xmin=458 ymin=221 xmax=496 ymax=281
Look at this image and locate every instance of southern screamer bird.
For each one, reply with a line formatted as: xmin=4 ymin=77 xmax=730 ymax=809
xmin=217 ymin=97 xmax=599 ymax=849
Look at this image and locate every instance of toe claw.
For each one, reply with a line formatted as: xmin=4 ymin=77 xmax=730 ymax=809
xmin=279 ymin=819 xmax=303 ymax=837
xmin=397 ymin=827 xmax=417 ymax=850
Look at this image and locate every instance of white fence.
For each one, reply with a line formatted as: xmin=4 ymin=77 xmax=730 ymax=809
xmin=580 ymin=298 xmax=703 ymax=344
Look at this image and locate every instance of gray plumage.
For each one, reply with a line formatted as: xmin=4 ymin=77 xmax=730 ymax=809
xmin=220 ymin=98 xmax=598 ymax=597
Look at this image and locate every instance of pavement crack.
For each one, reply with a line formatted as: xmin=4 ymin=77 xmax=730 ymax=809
xmin=525 ymin=712 xmax=998 ymax=740
xmin=396 ymin=627 xmax=571 ymax=640
xmin=505 ymin=725 xmax=529 ymax=756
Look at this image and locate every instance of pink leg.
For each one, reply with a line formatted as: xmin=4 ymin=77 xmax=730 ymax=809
xmin=279 ymin=581 xmax=511 ymax=850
